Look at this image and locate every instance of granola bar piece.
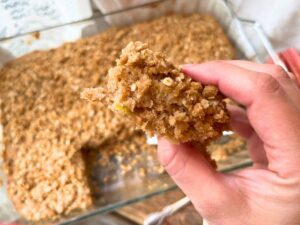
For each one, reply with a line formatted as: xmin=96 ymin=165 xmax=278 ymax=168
xmin=82 ymin=42 xmax=230 ymax=144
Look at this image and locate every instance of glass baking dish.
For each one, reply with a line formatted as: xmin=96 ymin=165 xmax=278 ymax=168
xmin=0 ymin=0 xmax=277 ymax=224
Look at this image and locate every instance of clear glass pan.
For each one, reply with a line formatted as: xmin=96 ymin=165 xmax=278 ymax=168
xmin=0 ymin=0 xmax=276 ymax=224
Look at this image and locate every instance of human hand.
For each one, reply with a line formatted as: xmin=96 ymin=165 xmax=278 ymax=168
xmin=158 ymin=61 xmax=300 ymax=225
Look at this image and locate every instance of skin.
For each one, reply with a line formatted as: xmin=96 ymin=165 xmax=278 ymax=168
xmin=157 ymin=61 xmax=300 ymax=225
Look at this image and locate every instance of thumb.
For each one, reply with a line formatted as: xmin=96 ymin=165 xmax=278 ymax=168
xmin=158 ymin=138 xmax=229 ymax=215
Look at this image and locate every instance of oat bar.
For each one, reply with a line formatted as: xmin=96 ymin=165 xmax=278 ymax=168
xmin=82 ymin=42 xmax=230 ymax=144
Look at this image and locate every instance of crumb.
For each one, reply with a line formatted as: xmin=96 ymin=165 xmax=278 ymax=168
xmin=32 ymin=31 xmax=40 ymax=39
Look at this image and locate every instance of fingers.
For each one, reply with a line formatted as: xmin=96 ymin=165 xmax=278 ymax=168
xmin=182 ymin=62 xmax=300 ymax=176
xmin=224 ymin=60 xmax=296 ymax=82
xmin=223 ymin=60 xmax=290 ymax=80
xmin=224 ymin=60 xmax=300 ymax=109
xmin=183 ymin=61 xmax=291 ymax=106
xmin=227 ymin=105 xmax=268 ymax=167
xmin=227 ymin=105 xmax=253 ymax=139
xmin=157 ymin=138 xmax=228 ymax=214
xmin=247 ymin=133 xmax=268 ymax=167
xmin=183 ymin=62 xmax=283 ymax=107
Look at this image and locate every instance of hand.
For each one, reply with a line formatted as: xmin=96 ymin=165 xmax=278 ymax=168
xmin=158 ymin=61 xmax=300 ymax=225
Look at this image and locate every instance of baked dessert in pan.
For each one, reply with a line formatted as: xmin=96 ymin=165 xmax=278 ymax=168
xmin=0 ymin=14 xmax=234 ymax=221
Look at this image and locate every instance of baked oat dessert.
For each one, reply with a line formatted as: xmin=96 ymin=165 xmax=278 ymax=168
xmin=0 ymin=13 xmax=235 ymax=222
xmin=82 ymin=42 xmax=230 ymax=143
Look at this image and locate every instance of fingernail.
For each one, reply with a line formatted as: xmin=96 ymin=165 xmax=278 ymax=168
xmin=180 ymin=64 xmax=196 ymax=74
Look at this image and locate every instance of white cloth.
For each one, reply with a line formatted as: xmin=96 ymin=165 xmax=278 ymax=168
xmin=228 ymin=0 xmax=300 ymax=51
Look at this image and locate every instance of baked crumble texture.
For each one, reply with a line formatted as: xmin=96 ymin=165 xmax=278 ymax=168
xmin=0 ymin=14 xmax=234 ymax=221
xmin=83 ymin=42 xmax=230 ymax=143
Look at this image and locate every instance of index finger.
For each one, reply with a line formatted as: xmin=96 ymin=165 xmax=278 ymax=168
xmin=182 ymin=61 xmax=300 ymax=176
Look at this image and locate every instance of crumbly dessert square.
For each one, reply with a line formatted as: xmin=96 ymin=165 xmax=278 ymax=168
xmin=82 ymin=42 xmax=230 ymax=144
